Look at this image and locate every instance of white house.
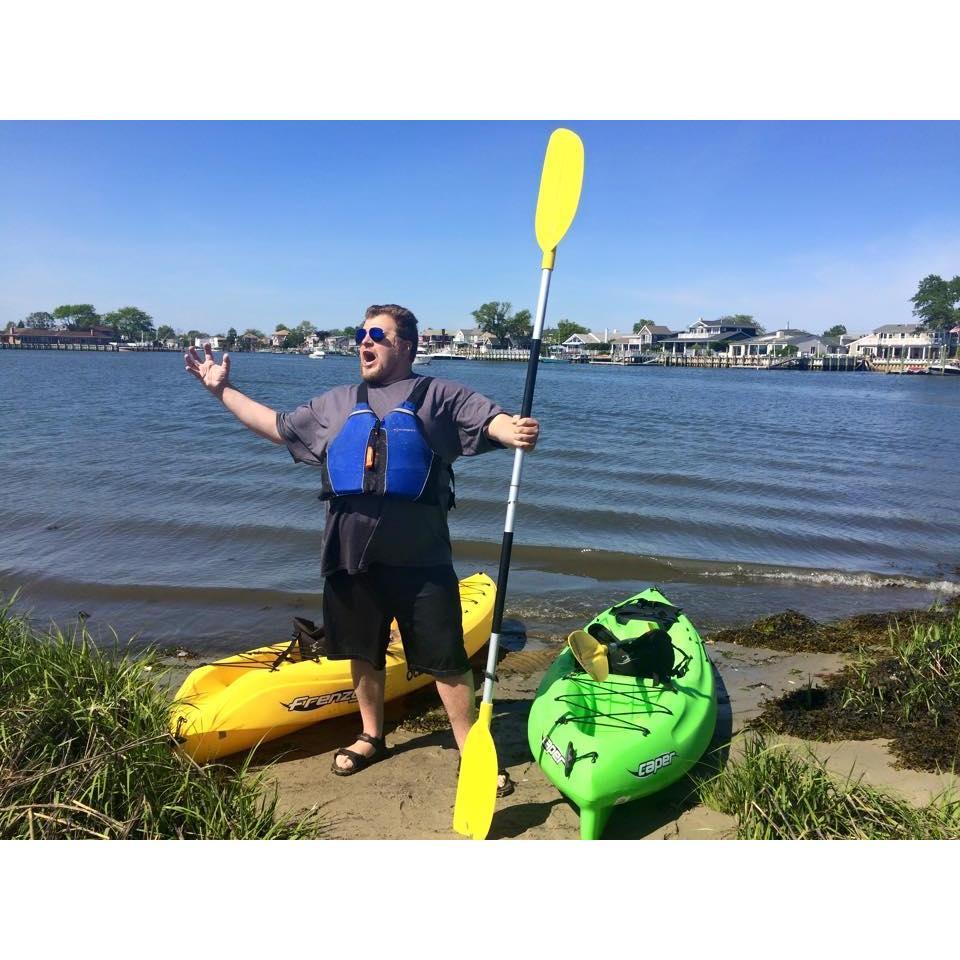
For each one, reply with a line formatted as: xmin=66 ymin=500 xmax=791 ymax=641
xmin=194 ymin=335 xmax=229 ymax=349
xmin=270 ymin=329 xmax=290 ymax=348
xmin=847 ymin=324 xmax=945 ymax=360
xmin=659 ymin=317 xmax=759 ymax=355
xmin=727 ymin=329 xmax=824 ymax=359
xmin=560 ymin=331 xmax=602 ymax=354
xmin=451 ymin=327 xmax=496 ymax=352
xmin=609 ymin=323 xmax=673 ymax=358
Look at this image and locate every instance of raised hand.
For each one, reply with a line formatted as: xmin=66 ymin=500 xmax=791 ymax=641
xmin=184 ymin=343 xmax=231 ymax=396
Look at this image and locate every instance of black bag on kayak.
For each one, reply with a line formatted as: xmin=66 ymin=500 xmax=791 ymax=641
xmin=587 ymin=623 xmax=676 ymax=683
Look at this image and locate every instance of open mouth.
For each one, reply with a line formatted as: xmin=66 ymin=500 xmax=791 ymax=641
xmin=361 ymin=348 xmax=377 ymax=365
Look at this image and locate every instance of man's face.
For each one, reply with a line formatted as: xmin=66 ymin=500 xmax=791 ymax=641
xmin=358 ymin=313 xmax=414 ymax=384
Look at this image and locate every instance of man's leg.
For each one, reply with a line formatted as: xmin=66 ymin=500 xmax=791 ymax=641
xmin=333 ymin=659 xmax=386 ymax=771
xmin=396 ymin=565 xmax=512 ymax=793
xmin=435 ymin=670 xmax=475 ymax=751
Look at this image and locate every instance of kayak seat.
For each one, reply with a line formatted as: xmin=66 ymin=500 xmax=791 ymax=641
xmin=270 ymin=617 xmax=328 ymax=670
xmin=587 ymin=622 xmax=676 ymax=684
xmin=611 ymin=597 xmax=680 ymax=628
xmin=292 ymin=617 xmax=328 ymax=660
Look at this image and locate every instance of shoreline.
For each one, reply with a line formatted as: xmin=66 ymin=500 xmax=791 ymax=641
xmin=154 ymin=597 xmax=959 ymax=840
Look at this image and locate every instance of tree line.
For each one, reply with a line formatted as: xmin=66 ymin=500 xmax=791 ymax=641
xmin=19 ymin=305 xmax=164 ymax=343
xmin=18 ymin=272 xmax=953 ymax=354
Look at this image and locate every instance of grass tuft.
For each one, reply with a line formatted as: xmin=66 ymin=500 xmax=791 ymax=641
xmin=0 ymin=595 xmax=323 ymax=839
xmin=699 ymin=732 xmax=960 ymax=839
xmin=750 ymin=610 xmax=960 ymax=772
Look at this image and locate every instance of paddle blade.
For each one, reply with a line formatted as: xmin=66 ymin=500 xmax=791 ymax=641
xmin=568 ymin=629 xmax=610 ymax=682
xmin=452 ymin=702 xmax=498 ymax=839
xmin=534 ymin=128 xmax=585 ymax=268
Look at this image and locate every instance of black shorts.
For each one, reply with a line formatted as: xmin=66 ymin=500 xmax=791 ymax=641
xmin=322 ymin=563 xmax=470 ymax=677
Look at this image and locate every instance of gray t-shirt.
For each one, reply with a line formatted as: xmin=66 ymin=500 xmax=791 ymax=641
xmin=276 ymin=374 xmax=505 ymax=576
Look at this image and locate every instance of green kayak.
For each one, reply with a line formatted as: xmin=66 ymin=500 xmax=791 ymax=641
xmin=527 ymin=587 xmax=717 ymax=840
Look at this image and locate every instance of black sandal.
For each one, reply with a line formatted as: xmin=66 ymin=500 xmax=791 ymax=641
xmin=456 ymin=758 xmax=515 ymax=798
xmin=331 ymin=733 xmax=389 ymax=776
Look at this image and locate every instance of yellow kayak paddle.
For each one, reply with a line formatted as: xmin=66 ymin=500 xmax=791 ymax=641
xmin=453 ymin=128 xmax=585 ymax=839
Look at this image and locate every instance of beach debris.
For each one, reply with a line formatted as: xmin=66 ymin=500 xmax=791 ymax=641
xmin=748 ymin=611 xmax=960 ymax=773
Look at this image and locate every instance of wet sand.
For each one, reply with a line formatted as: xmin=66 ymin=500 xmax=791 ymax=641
xmin=165 ymin=630 xmax=959 ymax=840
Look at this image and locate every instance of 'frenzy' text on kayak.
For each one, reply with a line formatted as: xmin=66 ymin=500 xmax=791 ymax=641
xmin=283 ymin=690 xmax=359 ymax=712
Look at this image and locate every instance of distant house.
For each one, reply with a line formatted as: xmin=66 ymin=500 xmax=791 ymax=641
xmin=727 ymin=329 xmax=824 ymax=358
xmin=419 ymin=327 xmax=455 ymax=350
xmin=609 ymin=324 xmax=674 ymax=359
xmin=659 ymin=317 xmax=759 ymax=355
xmin=2 ymin=323 xmax=114 ymax=347
xmin=270 ymin=329 xmax=290 ymax=348
xmin=237 ymin=333 xmax=265 ymax=351
xmin=560 ymin=331 xmax=602 ymax=354
xmin=452 ymin=327 xmax=494 ymax=352
xmin=194 ymin=335 xmax=228 ymax=349
xmin=847 ymin=324 xmax=945 ymax=360
xmin=324 ymin=333 xmax=353 ymax=352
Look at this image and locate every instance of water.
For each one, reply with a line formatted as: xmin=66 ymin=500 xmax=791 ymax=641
xmin=2 ymin=350 xmax=958 ymax=652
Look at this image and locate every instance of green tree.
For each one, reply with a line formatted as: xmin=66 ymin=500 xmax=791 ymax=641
xmin=281 ymin=321 xmax=316 ymax=349
xmin=224 ymin=327 xmax=238 ymax=349
xmin=823 ymin=324 xmax=847 ymax=338
xmin=471 ymin=301 xmax=532 ymax=344
xmin=911 ymin=274 xmax=960 ymax=330
xmin=24 ymin=311 xmax=54 ymax=329
xmin=717 ymin=313 xmax=761 ymax=333
xmin=52 ymin=304 xmax=99 ymax=329
xmin=102 ymin=306 xmax=154 ymax=342
xmin=632 ymin=318 xmax=653 ymax=333
xmin=557 ymin=319 xmax=588 ymax=342
xmin=156 ymin=325 xmax=175 ymax=343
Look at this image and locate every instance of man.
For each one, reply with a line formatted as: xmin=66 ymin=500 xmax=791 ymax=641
xmin=184 ymin=304 xmax=538 ymax=795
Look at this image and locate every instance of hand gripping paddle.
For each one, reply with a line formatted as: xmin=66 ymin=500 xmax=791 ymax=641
xmin=453 ymin=128 xmax=584 ymax=839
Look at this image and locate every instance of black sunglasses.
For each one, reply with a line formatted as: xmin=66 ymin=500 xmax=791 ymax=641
xmin=355 ymin=326 xmax=390 ymax=346
xmin=355 ymin=326 xmax=411 ymax=347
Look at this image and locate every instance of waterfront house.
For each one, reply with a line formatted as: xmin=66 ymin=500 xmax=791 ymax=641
xmin=451 ymin=328 xmax=496 ymax=353
xmin=727 ymin=329 xmax=824 ymax=359
xmin=560 ymin=331 xmax=602 ymax=355
xmin=847 ymin=324 xmax=945 ymax=361
xmin=419 ymin=328 xmax=455 ymax=351
xmin=323 ymin=333 xmax=354 ymax=352
xmin=609 ymin=324 xmax=674 ymax=359
xmin=236 ymin=333 xmax=264 ymax=351
xmin=270 ymin=329 xmax=291 ymax=348
xmin=194 ymin=335 xmax=229 ymax=349
xmin=659 ymin=317 xmax=759 ymax=356
xmin=2 ymin=323 xmax=114 ymax=347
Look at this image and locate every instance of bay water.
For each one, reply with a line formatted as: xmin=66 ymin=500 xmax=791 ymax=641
xmin=2 ymin=350 xmax=958 ymax=653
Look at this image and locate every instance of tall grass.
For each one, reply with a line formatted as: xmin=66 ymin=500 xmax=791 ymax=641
xmin=841 ymin=611 xmax=960 ymax=727
xmin=699 ymin=733 xmax=960 ymax=839
xmin=0 ymin=596 xmax=322 ymax=839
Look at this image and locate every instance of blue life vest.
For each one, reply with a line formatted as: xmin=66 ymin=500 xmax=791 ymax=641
xmin=319 ymin=377 xmax=453 ymax=506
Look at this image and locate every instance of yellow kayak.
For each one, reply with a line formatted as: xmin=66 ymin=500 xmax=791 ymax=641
xmin=170 ymin=572 xmax=495 ymax=763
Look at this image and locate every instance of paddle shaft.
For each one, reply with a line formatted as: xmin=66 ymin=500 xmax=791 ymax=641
xmin=479 ymin=265 xmax=552 ymax=705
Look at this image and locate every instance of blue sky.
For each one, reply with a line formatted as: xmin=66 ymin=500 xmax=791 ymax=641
xmin=2 ymin=121 xmax=959 ymax=337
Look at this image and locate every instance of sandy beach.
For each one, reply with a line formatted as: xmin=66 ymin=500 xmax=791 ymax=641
xmin=161 ymin=624 xmax=958 ymax=840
